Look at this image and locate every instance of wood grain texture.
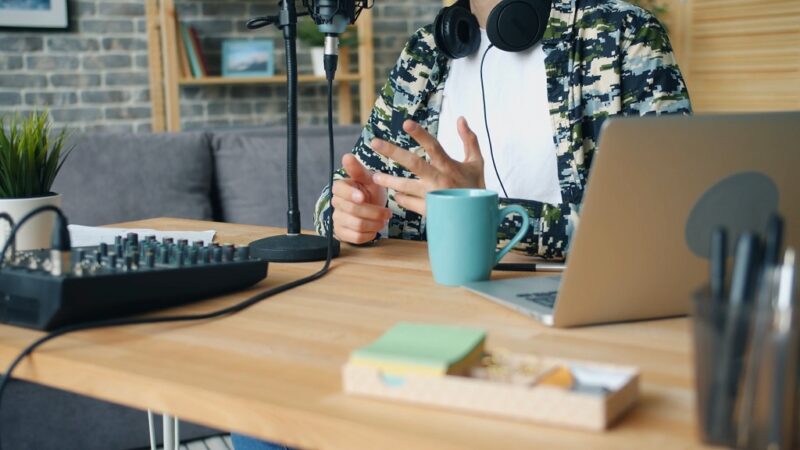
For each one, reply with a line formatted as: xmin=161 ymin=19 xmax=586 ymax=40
xmin=0 ymin=218 xmax=713 ymax=450
xmin=681 ymin=0 xmax=800 ymax=112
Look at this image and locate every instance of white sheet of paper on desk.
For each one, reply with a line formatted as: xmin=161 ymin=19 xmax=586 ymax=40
xmin=68 ymin=225 xmax=216 ymax=247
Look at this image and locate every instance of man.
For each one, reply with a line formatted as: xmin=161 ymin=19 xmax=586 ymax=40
xmin=314 ymin=0 xmax=690 ymax=260
xmin=234 ymin=0 xmax=689 ymax=448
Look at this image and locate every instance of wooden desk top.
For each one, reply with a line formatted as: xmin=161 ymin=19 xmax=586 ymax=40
xmin=0 ymin=218 xmax=711 ymax=449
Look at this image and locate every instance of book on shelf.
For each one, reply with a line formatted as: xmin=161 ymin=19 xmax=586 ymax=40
xmin=188 ymin=26 xmax=209 ymax=76
xmin=178 ymin=21 xmax=205 ymax=78
xmin=174 ymin=18 xmax=191 ymax=78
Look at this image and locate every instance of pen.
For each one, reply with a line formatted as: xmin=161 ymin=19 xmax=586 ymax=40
xmin=710 ymin=227 xmax=727 ymax=302
xmin=711 ymin=233 xmax=761 ymax=442
xmin=494 ymin=262 xmax=567 ymax=272
xmin=763 ymin=214 xmax=784 ymax=267
xmin=495 ymin=263 xmax=537 ymax=272
xmin=767 ymin=248 xmax=797 ymax=450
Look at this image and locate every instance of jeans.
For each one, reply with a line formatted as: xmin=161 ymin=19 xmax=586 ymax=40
xmin=230 ymin=433 xmax=294 ymax=450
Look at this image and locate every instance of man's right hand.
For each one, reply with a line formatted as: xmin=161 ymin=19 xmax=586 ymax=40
xmin=331 ymin=154 xmax=392 ymax=244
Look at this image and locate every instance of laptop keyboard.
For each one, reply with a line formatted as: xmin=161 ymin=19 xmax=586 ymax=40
xmin=516 ymin=291 xmax=558 ymax=309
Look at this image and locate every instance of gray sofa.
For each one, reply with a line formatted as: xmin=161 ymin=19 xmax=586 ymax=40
xmin=5 ymin=125 xmax=362 ymax=450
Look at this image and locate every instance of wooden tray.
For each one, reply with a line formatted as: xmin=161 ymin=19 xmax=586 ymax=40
xmin=343 ymin=353 xmax=639 ymax=431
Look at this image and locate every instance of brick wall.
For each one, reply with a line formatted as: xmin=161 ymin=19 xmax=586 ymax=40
xmin=0 ymin=0 xmax=443 ymax=132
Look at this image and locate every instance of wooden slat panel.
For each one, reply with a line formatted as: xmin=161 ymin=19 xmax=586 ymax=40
xmin=683 ymin=0 xmax=800 ymax=112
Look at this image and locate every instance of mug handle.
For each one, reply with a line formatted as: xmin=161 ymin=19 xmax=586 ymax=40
xmin=494 ymin=205 xmax=531 ymax=266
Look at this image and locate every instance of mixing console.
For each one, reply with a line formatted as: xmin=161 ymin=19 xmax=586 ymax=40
xmin=0 ymin=233 xmax=269 ymax=330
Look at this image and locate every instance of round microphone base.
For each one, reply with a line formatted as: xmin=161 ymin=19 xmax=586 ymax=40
xmin=249 ymin=233 xmax=340 ymax=263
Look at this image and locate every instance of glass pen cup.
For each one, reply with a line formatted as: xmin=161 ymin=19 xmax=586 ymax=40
xmin=691 ymin=278 xmax=797 ymax=450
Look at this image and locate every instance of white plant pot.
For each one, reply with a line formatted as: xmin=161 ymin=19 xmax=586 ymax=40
xmin=311 ymin=46 xmax=326 ymax=77
xmin=0 ymin=193 xmax=62 ymax=251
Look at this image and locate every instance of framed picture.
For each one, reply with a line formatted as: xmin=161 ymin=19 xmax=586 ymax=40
xmin=0 ymin=0 xmax=69 ymax=30
xmin=222 ymin=40 xmax=275 ymax=78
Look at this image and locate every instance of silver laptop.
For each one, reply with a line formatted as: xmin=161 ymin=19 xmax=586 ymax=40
xmin=465 ymin=112 xmax=800 ymax=327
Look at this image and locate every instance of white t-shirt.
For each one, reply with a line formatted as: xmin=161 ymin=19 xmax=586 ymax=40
xmin=437 ymin=29 xmax=563 ymax=205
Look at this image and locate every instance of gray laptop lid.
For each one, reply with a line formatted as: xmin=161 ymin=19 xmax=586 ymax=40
xmin=551 ymin=112 xmax=800 ymax=327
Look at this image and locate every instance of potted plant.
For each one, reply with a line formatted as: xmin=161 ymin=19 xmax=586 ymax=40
xmin=297 ymin=18 xmax=358 ymax=77
xmin=0 ymin=111 xmax=71 ymax=250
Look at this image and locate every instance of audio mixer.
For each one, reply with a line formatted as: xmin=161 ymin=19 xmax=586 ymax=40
xmin=0 ymin=233 xmax=269 ymax=331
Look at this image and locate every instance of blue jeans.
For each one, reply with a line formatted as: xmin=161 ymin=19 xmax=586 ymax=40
xmin=230 ymin=433 xmax=293 ymax=450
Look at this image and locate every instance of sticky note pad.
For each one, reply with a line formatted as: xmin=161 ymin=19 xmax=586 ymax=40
xmin=350 ymin=322 xmax=486 ymax=377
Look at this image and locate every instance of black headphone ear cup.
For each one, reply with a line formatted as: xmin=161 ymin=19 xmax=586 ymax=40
xmin=433 ymin=5 xmax=481 ymax=59
xmin=486 ymin=0 xmax=551 ymax=52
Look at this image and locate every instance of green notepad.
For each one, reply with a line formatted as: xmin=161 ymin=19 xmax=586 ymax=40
xmin=350 ymin=322 xmax=486 ymax=377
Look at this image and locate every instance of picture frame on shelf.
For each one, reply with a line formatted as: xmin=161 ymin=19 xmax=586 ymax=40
xmin=222 ymin=39 xmax=276 ymax=78
xmin=0 ymin=0 xmax=69 ymax=30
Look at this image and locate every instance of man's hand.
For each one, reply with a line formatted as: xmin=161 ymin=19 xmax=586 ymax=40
xmin=331 ymin=154 xmax=392 ymax=244
xmin=371 ymin=117 xmax=484 ymax=216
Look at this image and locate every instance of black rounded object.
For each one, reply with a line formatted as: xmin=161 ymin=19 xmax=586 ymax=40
xmin=433 ymin=4 xmax=481 ymax=59
xmin=486 ymin=0 xmax=549 ymax=53
xmin=249 ymin=234 xmax=340 ymax=263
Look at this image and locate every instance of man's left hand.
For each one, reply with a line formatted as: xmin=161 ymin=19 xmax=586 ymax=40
xmin=370 ymin=117 xmax=485 ymax=216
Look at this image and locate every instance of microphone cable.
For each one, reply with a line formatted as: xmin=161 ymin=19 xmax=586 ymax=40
xmin=479 ymin=44 xmax=509 ymax=199
xmin=0 ymin=72 xmax=341 ymax=450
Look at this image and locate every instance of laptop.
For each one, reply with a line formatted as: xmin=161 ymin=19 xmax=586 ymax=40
xmin=465 ymin=112 xmax=800 ymax=327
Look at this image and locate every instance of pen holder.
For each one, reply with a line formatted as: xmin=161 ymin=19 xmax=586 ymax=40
xmin=691 ymin=285 xmax=799 ymax=449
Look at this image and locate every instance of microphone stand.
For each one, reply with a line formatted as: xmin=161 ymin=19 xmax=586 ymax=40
xmin=247 ymin=0 xmax=341 ymax=262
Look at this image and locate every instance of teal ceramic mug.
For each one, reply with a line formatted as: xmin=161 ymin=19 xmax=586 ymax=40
xmin=426 ymin=189 xmax=531 ymax=286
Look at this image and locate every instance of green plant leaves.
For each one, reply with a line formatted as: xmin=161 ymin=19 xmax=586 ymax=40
xmin=0 ymin=111 xmax=72 ymax=199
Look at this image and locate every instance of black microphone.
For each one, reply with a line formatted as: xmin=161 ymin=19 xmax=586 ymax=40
xmin=302 ymin=0 xmax=373 ymax=79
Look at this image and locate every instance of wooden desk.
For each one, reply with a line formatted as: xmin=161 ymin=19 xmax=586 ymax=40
xmin=0 ymin=218 xmax=710 ymax=449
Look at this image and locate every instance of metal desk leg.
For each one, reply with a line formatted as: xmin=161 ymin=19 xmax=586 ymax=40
xmin=148 ymin=410 xmax=180 ymax=450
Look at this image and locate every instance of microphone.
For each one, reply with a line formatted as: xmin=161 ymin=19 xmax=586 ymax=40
xmin=302 ymin=0 xmax=373 ymax=79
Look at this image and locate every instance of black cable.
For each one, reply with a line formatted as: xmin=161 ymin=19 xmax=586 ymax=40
xmin=479 ymin=44 xmax=509 ymax=199
xmin=0 ymin=213 xmax=15 ymax=262
xmin=0 ymin=205 xmax=65 ymax=270
xmin=0 ymin=77 xmax=340 ymax=450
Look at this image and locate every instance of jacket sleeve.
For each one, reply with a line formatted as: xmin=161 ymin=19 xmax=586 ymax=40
xmin=314 ymin=27 xmax=440 ymax=239
xmin=620 ymin=12 xmax=692 ymax=115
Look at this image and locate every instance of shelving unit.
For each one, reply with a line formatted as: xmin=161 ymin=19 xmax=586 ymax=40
xmin=144 ymin=0 xmax=376 ymax=132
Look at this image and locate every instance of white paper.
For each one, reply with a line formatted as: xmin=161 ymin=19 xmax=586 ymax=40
xmin=68 ymin=225 xmax=216 ymax=248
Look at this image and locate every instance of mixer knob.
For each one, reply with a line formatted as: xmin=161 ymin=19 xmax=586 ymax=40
xmin=145 ymin=249 xmax=155 ymax=268
xmin=99 ymin=242 xmax=108 ymax=256
xmin=189 ymin=247 xmax=198 ymax=265
xmin=127 ymin=232 xmax=139 ymax=246
xmin=234 ymin=246 xmax=250 ymax=261
xmin=178 ymin=239 xmax=188 ymax=247
xmin=212 ymin=247 xmax=223 ymax=263
xmin=222 ymin=244 xmax=234 ymax=262
xmin=163 ymin=237 xmax=173 ymax=245
xmin=124 ymin=256 xmax=133 ymax=271
xmin=193 ymin=240 xmax=204 ymax=248
xmin=108 ymin=253 xmax=117 ymax=268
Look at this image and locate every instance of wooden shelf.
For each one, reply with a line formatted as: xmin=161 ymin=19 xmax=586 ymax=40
xmin=179 ymin=73 xmax=362 ymax=86
xmin=145 ymin=0 xmax=376 ymax=132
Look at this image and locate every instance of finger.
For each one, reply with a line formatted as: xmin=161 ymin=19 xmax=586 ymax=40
xmin=372 ymin=173 xmax=426 ymax=198
xmin=342 ymin=154 xmax=373 ymax=185
xmin=333 ymin=209 xmax=386 ymax=234
xmin=334 ymin=226 xmax=377 ymax=245
xmin=394 ymin=193 xmax=426 ymax=217
xmin=332 ymin=195 xmax=392 ymax=222
xmin=371 ymin=139 xmax=436 ymax=179
xmin=457 ymin=116 xmax=482 ymax=163
xmin=403 ymin=120 xmax=452 ymax=167
xmin=332 ymin=179 xmax=366 ymax=204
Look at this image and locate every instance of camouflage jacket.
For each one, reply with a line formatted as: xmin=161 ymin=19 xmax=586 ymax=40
xmin=314 ymin=0 xmax=691 ymax=260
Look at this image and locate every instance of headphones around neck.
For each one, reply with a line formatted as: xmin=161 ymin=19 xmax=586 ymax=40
xmin=433 ymin=0 xmax=551 ymax=59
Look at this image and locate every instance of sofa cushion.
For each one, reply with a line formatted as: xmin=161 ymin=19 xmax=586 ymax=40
xmin=53 ymin=132 xmax=214 ymax=226
xmin=211 ymin=125 xmax=363 ymax=230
